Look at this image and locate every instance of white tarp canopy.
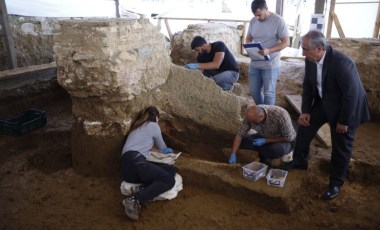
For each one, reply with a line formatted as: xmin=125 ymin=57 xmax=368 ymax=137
xmin=5 ymin=0 xmax=117 ymax=17
xmin=4 ymin=0 xmax=378 ymax=38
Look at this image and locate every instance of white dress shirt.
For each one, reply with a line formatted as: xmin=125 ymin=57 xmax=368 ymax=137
xmin=316 ymin=51 xmax=326 ymax=98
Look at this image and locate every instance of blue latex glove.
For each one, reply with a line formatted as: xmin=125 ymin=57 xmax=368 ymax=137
xmin=185 ymin=63 xmax=199 ymax=69
xmin=252 ymin=138 xmax=266 ymax=147
xmin=161 ymin=147 xmax=174 ymax=154
xmin=228 ymin=153 xmax=237 ymax=164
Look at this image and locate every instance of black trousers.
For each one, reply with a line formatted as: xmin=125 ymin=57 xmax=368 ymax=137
xmin=121 ymin=151 xmax=176 ymax=203
xmin=240 ymin=134 xmax=294 ymax=161
xmin=293 ymin=100 xmax=355 ymax=187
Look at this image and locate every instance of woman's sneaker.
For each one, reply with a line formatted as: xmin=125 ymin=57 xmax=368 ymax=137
xmin=120 ymin=183 xmax=144 ymax=197
xmin=122 ymin=197 xmax=141 ymax=220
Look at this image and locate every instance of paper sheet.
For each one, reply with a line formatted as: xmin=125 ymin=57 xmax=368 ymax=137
xmin=243 ymin=42 xmax=270 ymax=61
xmin=145 ymin=151 xmax=182 ymax=165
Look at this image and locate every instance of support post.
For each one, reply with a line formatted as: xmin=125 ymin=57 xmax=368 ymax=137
xmin=326 ymin=0 xmax=336 ymax=38
xmin=157 ymin=18 xmax=162 ymax=30
xmin=0 ymin=0 xmax=18 ymax=69
xmin=291 ymin=0 xmax=302 ymax=48
xmin=115 ymin=0 xmax=120 ymax=18
xmin=164 ymin=18 xmax=172 ymax=40
xmin=241 ymin=22 xmax=248 ymax=54
xmin=330 ymin=11 xmax=345 ymax=38
xmin=314 ymin=0 xmax=326 ymax=14
xmin=373 ymin=2 xmax=380 ymax=38
xmin=276 ymin=0 xmax=284 ymax=16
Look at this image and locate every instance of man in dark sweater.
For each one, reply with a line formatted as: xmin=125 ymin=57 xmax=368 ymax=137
xmin=186 ymin=36 xmax=239 ymax=91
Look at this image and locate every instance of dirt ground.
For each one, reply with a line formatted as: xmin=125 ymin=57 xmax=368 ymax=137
xmin=1 ymin=81 xmax=380 ymax=230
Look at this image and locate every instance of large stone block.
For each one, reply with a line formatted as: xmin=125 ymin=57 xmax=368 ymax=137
xmin=162 ymin=64 xmax=244 ymax=133
xmin=54 ymin=19 xmax=171 ymax=101
xmin=53 ymin=19 xmax=173 ymax=175
xmin=170 ymin=23 xmax=242 ymax=65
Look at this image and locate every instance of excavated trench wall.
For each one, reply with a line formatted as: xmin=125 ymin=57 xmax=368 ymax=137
xmin=53 ymin=18 xmax=247 ymax=176
xmin=2 ymin=17 xmax=380 ymax=176
xmin=0 ymin=16 xmax=59 ymax=71
xmin=329 ymin=39 xmax=380 ymax=120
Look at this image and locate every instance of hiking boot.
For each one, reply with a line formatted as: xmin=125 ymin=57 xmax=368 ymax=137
xmin=122 ymin=197 xmax=141 ymax=220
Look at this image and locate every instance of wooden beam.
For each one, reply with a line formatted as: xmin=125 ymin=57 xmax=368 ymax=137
xmin=164 ymin=18 xmax=172 ymax=40
xmin=0 ymin=62 xmax=57 ymax=92
xmin=0 ymin=0 xmax=18 ymax=69
xmin=157 ymin=16 xmax=249 ymax=23
xmin=326 ymin=0 xmax=336 ymax=38
xmin=281 ymin=56 xmax=305 ymax=60
xmin=0 ymin=62 xmax=56 ymax=80
xmin=336 ymin=1 xmax=380 ymax=4
xmin=291 ymin=0 xmax=302 ymax=48
xmin=156 ymin=16 xmax=250 ymax=42
xmin=241 ymin=22 xmax=248 ymax=55
xmin=157 ymin=18 xmax=162 ymax=30
xmin=285 ymin=95 xmax=332 ymax=148
xmin=330 ymin=11 xmax=345 ymax=38
xmin=314 ymin=0 xmax=326 ymax=14
xmin=373 ymin=2 xmax=380 ymax=38
xmin=115 ymin=0 xmax=120 ymax=18
xmin=276 ymin=0 xmax=284 ymax=16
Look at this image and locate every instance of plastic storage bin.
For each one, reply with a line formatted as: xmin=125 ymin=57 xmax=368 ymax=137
xmin=242 ymin=162 xmax=268 ymax=181
xmin=0 ymin=109 xmax=47 ymax=136
xmin=266 ymin=169 xmax=288 ymax=188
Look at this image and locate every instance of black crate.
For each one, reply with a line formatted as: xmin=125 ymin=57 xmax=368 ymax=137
xmin=0 ymin=109 xmax=47 ymax=136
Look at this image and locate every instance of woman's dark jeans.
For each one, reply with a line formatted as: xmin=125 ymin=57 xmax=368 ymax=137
xmin=121 ymin=151 xmax=176 ymax=203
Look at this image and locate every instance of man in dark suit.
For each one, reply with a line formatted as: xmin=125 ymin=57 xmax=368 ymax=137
xmin=286 ymin=30 xmax=370 ymax=200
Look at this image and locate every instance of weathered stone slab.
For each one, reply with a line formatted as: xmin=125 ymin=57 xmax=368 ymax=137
xmin=170 ymin=23 xmax=242 ymax=65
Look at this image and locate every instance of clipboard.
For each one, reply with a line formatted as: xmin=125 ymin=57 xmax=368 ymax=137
xmin=243 ymin=42 xmax=270 ymax=61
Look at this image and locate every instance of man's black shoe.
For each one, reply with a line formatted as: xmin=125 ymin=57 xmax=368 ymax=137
xmin=321 ymin=186 xmax=340 ymax=200
xmin=280 ymin=161 xmax=308 ymax=170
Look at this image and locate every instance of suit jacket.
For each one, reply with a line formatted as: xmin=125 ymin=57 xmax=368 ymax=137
xmin=301 ymin=46 xmax=370 ymax=129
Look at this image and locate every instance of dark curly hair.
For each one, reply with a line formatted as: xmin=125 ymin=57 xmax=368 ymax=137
xmin=191 ymin=36 xmax=207 ymax=50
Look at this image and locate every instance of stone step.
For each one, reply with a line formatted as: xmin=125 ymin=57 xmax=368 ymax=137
xmin=175 ymin=154 xmax=306 ymax=213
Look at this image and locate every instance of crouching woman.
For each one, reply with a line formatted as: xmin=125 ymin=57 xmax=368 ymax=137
xmin=121 ymin=106 xmax=175 ymax=220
